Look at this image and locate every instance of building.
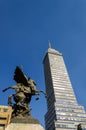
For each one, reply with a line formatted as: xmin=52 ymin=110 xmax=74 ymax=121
xmin=43 ymin=46 xmax=86 ymax=130
xmin=0 ymin=106 xmax=12 ymax=130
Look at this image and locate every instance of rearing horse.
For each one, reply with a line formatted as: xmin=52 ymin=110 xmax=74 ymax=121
xmin=3 ymin=79 xmax=46 ymax=109
xmin=2 ymin=66 xmax=46 ymax=117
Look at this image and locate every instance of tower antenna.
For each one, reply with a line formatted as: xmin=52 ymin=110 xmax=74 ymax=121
xmin=48 ymin=40 xmax=51 ymax=48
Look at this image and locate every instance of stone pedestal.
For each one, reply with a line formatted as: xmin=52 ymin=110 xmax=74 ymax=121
xmin=5 ymin=123 xmax=44 ymax=130
xmin=5 ymin=117 xmax=44 ymax=130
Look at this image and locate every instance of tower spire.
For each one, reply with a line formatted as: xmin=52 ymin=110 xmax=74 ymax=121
xmin=48 ymin=40 xmax=51 ymax=48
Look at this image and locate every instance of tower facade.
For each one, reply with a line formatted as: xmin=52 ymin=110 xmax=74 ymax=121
xmin=43 ymin=47 xmax=86 ymax=130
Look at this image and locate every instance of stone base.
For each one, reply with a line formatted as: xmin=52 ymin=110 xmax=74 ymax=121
xmin=4 ymin=116 xmax=45 ymax=130
xmin=11 ymin=116 xmax=40 ymax=124
xmin=5 ymin=123 xmax=44 ymax=130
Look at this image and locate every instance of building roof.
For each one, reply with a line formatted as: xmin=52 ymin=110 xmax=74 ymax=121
xmin=43 ymin=43 xmax=62 ymax=63
xmin=47 ymin=47 xmax=62 ymax=56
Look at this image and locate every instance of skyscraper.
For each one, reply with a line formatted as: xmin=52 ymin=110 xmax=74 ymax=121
xmin=43 ymin=46 xmax=86 ymax=130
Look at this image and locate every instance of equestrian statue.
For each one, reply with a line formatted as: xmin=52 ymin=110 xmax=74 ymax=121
xmin=2 ymin=66 xmax=46 ymax=118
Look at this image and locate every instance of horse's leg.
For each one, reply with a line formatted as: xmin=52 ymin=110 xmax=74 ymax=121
xmin=8 ymin=94 xmax=13 ymax=106
xmin=36 ymin=90 xmax=47 ymax=98
xmin=24 ymin=95 xmax=32 ymax=110
xmin=35 ymin=93 xmax=40 ymax=100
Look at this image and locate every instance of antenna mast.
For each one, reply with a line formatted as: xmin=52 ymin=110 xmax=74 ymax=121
xmin=48 ymin=40 xmax=51 ymax=48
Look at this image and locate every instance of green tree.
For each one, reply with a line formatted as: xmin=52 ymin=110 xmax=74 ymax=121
xmin=77 ymin=124 xmax=82 ymax=130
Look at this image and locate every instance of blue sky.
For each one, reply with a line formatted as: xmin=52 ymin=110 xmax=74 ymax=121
xmin=0 ymin=0 xmax=86 ymax=128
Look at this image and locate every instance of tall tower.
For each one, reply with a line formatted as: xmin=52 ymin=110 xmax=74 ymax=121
xmin=43 ymin=46 xmax=86 ymax=130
